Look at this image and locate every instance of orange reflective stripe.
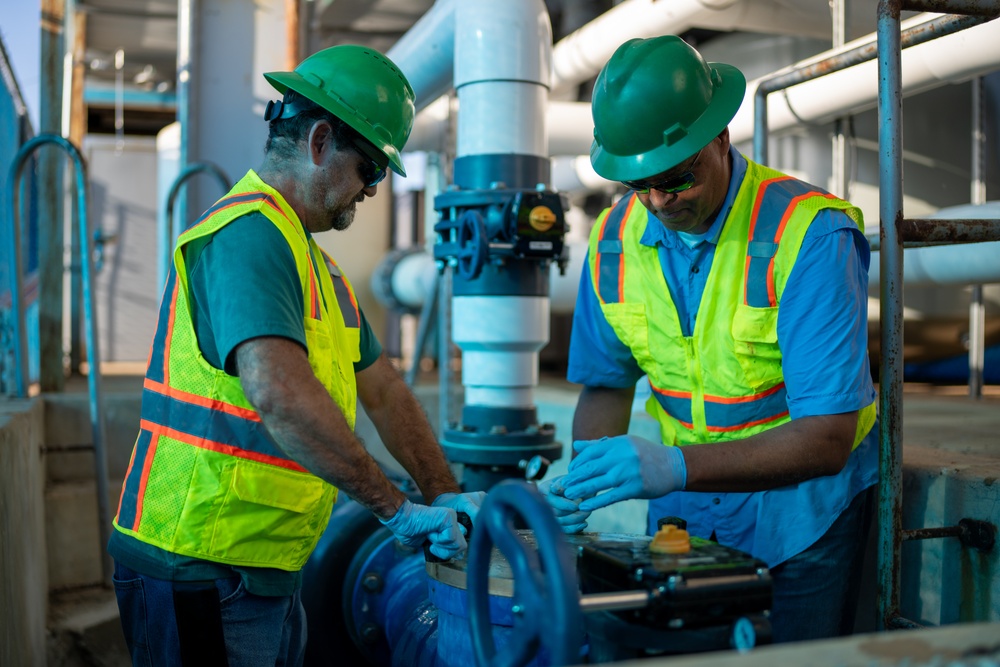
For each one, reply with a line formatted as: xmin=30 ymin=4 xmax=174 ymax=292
xmin=140 ymin=419 xmax=307 ymax=473
xmin=143 ymin=377 xmax=262 ymax=422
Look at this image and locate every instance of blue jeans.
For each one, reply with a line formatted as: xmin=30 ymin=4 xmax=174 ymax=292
xmin=113 ymin=562 xmax=306 ymax=666
xmin=768 ymin=486 xmax=874 ymax=643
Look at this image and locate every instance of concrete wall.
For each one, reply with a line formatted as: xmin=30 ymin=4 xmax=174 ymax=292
xmin=1 ymin=399 xmax=49 ymax=667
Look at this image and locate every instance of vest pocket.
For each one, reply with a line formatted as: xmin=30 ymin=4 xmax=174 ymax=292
xmin=206 ymin=459 xmax=334 ymax=569
xmin=602 ymin=303 xmax=655 ymax=371
xmin=731 ymin=303 xmax=783 ymax=390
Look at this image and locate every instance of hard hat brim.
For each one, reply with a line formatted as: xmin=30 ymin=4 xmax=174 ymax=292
xmin=264 ymin=70 xmax=408 ymax=178
xmin=590 ymin=62 xmax=746 ymax=182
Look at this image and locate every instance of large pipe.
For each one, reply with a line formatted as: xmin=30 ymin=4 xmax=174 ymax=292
xmin=404 ymin=14 xmax=1000 ymax=177
xmin=549 ymin=0 xmax=871 ymax=95
xmin=386 ymin=0 xmax=456 ymax=111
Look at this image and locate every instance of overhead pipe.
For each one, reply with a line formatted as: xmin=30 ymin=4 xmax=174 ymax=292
xmin=386 ymin=0 xmax=456 ymax=111
xmin=405 ymin=14 xmax=1000 ymax=172
xmin=753 ymin=12 xmax=991 ymax=165
xmin=549 ymin=0 xmax=872 ymax=96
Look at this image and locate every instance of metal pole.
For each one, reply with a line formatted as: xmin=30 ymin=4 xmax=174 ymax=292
xmin=438 ymin=263 xmax=453 ymax=441
xmin=832 ymin=0 xmax=849 ymax=199
xmin=876 ymin=0 xmax=905 ymax=632
xmin=969 ymin=77 xmax=986 ymax=399
xmin=9 ymin=134 xmax=113 ymax=586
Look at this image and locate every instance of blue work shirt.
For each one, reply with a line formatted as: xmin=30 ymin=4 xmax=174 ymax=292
xmin=567 ymin=148 xmax=878 ymax=567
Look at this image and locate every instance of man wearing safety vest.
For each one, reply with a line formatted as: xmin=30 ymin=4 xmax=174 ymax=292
xmin=108 ymin=46 xmax=482 ymax=664
xmin=542 ymin=36 xmax=878 ymax=643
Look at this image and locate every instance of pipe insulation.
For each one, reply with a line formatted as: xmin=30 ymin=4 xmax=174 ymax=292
xmin=729 ymin=14 xmax=1000 ymax=144
xmin=386 ymin=0 xmax=456 ymax=111
xmin=550 ymin=0 xmax=875 ymax=95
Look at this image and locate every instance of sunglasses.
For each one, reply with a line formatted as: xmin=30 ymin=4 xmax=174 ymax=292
xmin=349 ymin=137 xmax=389 ymax=188
xmin=623 ymin=148 xmax=703 ymax=195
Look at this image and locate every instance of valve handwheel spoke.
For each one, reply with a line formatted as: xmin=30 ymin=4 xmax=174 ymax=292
xmin=468 ymin=480 xmax=584 ymax=667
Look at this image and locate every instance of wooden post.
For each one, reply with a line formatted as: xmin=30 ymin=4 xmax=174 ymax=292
xmin=39 ymin=0 xmax=67 ymax=391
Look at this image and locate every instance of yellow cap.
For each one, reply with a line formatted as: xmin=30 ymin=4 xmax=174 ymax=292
xmin=649 ymin=524 xmax=691 ymax=555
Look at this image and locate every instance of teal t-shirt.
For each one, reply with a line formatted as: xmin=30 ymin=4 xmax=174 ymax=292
xmin=109 ymin=212 xmax=382 ymax=595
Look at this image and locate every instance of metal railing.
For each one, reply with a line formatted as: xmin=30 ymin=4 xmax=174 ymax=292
xmin=6 ymin=133 xmax=113 ymax=585
xmin=875 ymin=0 xmax=1000 ymax=631
xmin=752 ymin=0 xmax=1000 ymax=632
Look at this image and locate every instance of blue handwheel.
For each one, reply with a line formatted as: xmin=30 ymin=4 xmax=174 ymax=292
xmin=468 ymin=480 xmax=584 ymax=667
xmin=456 ymin=210 xmax=488 ymax=280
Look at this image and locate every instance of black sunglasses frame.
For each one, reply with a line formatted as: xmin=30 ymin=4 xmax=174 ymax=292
xmin=349 ymin=137 xmax=389 ymax=188
xmin=623 ymin=148 xmax=704 ymax=195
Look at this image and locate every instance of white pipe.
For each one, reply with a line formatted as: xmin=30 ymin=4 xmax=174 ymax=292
xmin=386 ymin=0 xmax=456 ymax=112
xmin=550 ymin=0 xmax=866 ymax=95
xmin=454 ymin=0 xmax=550 ymax=158
xmin=730 ymin=15 xmax=1000 ymax=143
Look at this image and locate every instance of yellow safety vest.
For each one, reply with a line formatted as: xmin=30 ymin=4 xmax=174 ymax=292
xmin=113 ymin=170 xmax=361 ymax=571
xmin=588 ymin=159 xmax=876 ymax=448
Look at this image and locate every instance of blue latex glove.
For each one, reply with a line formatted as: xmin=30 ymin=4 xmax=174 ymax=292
xmin=380 ymin=499 xmax=467 ymax=560
xmin=537 ymin=475 xmax=591 ymax=534
xmin=561 ymin=435 xmax=687 ymax=512
xmin=431 ymin=491 xmax=487 ymax=526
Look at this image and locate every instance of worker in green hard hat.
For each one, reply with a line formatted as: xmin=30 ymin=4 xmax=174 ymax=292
xmin=541 ymin=35 xmax=878 ymax=643
xmin=108 ymin=45 xmax=483 ymax=665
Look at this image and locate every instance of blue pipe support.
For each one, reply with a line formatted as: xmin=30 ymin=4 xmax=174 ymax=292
xmin=5 ymin=133 xmax=113 ymax=585
xmin=160 ymin=162 xmax=231 ymax=288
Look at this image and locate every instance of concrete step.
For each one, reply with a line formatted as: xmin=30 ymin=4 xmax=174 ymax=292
xmin=47 ymin=586 xmax=130 ymax=667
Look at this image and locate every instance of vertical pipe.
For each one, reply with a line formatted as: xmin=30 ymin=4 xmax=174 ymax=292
xmin=39 ymin=0 xmax=67 ymax=391
xmin=831 ymin=0 xmax=849 ymax=199
xmin=438 ymin=265 xmax=453 ymax=438
xmin=175 ymin=0 xmax=194 ymax=247
xmin=68 ymin=5 xmax=86 ymax=374
xmin=969 ymin=77 xmax=986 ymax=399
xmin=753 ymin=87 xmax=768 ymax=165
xmin=876 ymin=0 xmax=904 ymax=631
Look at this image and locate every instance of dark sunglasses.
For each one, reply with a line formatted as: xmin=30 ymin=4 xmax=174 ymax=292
xmin=349 ymin=137 xmax=389 ymax=188
xmin=623 ymin=148 xmax=703 ymax=195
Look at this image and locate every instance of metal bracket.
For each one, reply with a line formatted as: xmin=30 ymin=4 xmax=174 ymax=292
xmin=958 ymin=518 xmax=996 ymax=552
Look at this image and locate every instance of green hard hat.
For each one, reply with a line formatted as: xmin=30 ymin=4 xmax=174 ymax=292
xmin=265 ymin=45 xmax=415 ymax=177
xmin=590 ymin=36 xmax=746 ymax=182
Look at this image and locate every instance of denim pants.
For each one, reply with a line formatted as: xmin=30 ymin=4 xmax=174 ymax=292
xmin=768 ymin=486 xmax=875 ymax=643
xmin=113 ymin=561 xmax=306 ymax=666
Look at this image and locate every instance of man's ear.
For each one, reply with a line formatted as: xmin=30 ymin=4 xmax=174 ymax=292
xmin=307 ymin=120 xmax=334 ymax=166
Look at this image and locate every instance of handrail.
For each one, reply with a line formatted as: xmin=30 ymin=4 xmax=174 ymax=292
xmin=3 ymin=145 xmax=31 ymax=398
xmin=875 ymin=0 xmax=1000 ymax=631
xmin=6 ymin=133 xmax=113 ymax=586
xmin=159 ymin=162 xmax=231 ymax=288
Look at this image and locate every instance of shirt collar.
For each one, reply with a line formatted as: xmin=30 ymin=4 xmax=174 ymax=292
xmin=639 ymin=146 xmax=748 ymax=249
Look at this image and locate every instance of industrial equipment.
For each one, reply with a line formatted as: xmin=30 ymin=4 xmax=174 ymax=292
xmin=303 ymin=480 xmax=772 ymax=667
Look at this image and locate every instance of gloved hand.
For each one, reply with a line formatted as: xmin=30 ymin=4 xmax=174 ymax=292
xmin=379 ymin=499 xmax=467 ymax=560
xmin=561 ymin=435 xmax=687 ymax=512
xmin=431 ymin=491 xmax=487 ymax=525
xmin=537 ymin=476 xmax=591 ymax=534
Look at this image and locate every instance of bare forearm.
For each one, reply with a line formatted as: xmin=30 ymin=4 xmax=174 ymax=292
xmin=681 ymin=412 xmax=859 ymax=492
xmin=238 ymin=339 xmax=406 ymax=520
xmin=572 ymin=385 xmax=634 ymax=441
xmin=358 ymin=356 xmax=461 ymax=502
